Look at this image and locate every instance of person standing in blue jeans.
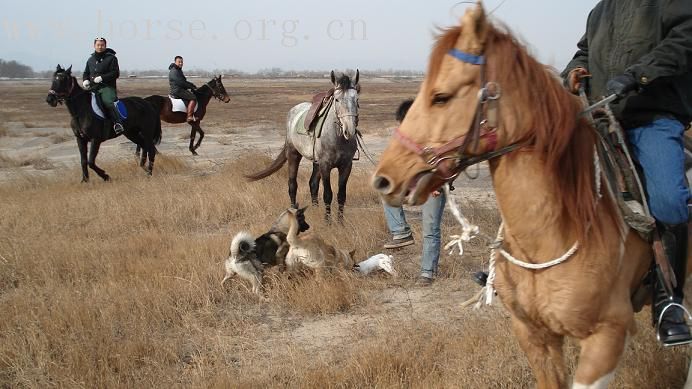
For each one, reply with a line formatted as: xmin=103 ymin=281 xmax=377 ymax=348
xmin=382 ymin=99 xmax=446 ymax=286
xmin=562 ymin=0 xmax=692 ymax=346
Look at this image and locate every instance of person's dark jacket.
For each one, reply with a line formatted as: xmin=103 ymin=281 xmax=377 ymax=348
xmin=83 ymin=48 xmax=119 ymax=89
xmin=561 ymin=0 xmax=692 ymax=129
xmin=169 ymin=63 xmax=196 ymax=96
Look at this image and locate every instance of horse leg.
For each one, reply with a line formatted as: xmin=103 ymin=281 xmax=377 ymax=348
xmin=511 ymin=317 xmax=567 ymax=389
xmin=287 ymin=145 xmax=302 ymax=208
xmin=87 ymin=140 xmax=110 ymax=182
xmin=320 ymin=164 xmax=333 ymax=223
xmin=309 ymin=162 xmax=320 ymax=206
xmin=135 ymin=144 xmax=141 ymax=161
xmin=76 ymin=137 xmax=89 ymax=183
xmin=193 ymin=123 xmax=204 ymax=152
xmin=572 ymin=323 xmax=628 ymax=388
xmin=336 ymin=160 xmax=353 ymax=223
xmin=188 ymin=125 xmax=198 ymax=156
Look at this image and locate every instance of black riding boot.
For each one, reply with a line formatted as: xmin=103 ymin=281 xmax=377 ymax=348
xmin=652 ymin=222 xmax=691 ymax=346
xmin=108 ymin=106 xmax=125 ymax=135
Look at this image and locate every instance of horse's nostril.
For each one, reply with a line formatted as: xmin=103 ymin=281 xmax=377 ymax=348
xmin=372 ymin=175 xmax=394 ymax=195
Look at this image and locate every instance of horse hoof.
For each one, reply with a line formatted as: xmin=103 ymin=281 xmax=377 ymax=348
xmin=190 ymin=150 xmax=198 ymax=156
xmin=81 ymin=178 xmax=89 ymax=183
xmin=103 ymin=175 xmax=111 ymax=182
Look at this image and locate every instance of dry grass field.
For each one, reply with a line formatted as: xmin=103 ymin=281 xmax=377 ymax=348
xmin=0 ymin=78 xmax=689 ymax=388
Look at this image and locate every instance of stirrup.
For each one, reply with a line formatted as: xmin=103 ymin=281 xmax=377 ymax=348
xmin=113 ymin=122 xmax=125 ymax=134
xmin=656 ymin=301 xmax=692 ymax=347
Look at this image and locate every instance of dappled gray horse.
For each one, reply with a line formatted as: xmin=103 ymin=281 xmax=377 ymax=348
xmin=246 ymin=70 xmax=359 ymax=221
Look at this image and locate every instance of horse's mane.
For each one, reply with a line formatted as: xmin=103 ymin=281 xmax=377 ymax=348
xmin=336 ymin=74 xmax=353 ymax=90
xmin=426 ymin=24 xmax=616 ymax=242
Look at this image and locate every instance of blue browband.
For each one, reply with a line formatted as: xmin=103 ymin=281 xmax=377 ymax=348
xmin=448 ymin=48 xmax=485 ymax=65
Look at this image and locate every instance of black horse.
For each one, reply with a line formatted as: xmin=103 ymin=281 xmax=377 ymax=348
xmin=45 ymin=65 xmax=162 ymax=182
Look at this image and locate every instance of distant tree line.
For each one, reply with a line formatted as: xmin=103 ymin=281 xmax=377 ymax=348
xmin=0 ymin=58 xmax=423 ymax=79
xmin=0 ymin=59 xmax=35 ymax=78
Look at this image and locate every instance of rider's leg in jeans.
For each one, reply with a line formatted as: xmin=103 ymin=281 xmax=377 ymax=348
xmin=627 ymin=117 xmax=691 ymax=345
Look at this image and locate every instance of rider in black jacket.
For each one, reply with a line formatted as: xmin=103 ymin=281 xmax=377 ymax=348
xmin=82 ymin=37 xmax=124 ymax=135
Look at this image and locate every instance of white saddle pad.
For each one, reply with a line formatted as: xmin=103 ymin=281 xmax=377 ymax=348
xmin=91 ymin=93 xmax=106 ymax=119
xmin=169 ymin=96 xmax=200 ymax=113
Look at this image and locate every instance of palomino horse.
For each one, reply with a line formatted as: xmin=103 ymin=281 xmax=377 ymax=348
xmin=372 ymin=4 xmax=686 ymax=388
xmin=46 ymin=65 xmax=162 ymax=182
xmin=246 ymin=71 xmax=359 ymax=222
xmin=145 ymin=75 xmax=230 ymax=155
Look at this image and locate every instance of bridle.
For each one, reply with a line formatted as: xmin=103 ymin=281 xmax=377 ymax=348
xmin=333 ymin=86 xmax=359 ymax=134
xmin=48 ymin=74 xmax=77 ymax=103
xmin=207 ymin=78 xmax=228 ymax=102
xmin=393 ymin=47 xmax=523 ymax=181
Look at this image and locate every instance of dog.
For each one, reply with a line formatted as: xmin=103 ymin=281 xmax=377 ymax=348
xmin=223 ymin=207 xmax=310 ymax=296
xmin=254 ymin=206 xmax=310 ymax=269
xmin=284 ymin=207 xmax=356 ymax=274
xmin=222 ymin=231 xmax=264 ymax=296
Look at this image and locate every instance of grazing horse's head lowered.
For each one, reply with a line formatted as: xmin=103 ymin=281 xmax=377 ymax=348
xmin=46 ymin=65 xmax=76 ymax=107
xmin=206 ymin=75 xmax=231 ymax=103
xmin=331 ymin=70 xmax=360 ymax=140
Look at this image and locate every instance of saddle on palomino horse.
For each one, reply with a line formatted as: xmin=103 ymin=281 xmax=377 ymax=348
xmin=588 ymin=103 xmax=690 ymax=319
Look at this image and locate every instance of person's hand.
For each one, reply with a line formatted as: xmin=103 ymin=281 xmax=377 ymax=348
xmin=566 ymin=67 xmax=590 ymax=94
xmin=606 ymin=73 xmax=638 ymax=99
xmin=431 ymin=190 xmax=441 ymax=198
xmin=82 ymin=80 xmax=91 ymax=89
xmin=94 ymin=76 xmax=103 ymax=84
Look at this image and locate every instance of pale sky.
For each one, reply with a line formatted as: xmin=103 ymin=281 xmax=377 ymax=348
xmin=1 ymin=0 xmax=599 ymax=73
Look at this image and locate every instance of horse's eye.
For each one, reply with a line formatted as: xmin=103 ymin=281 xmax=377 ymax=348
xmin=432 ymin=93 xmax=453 ymax=106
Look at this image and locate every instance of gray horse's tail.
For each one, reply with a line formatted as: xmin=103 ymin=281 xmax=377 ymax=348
xmin=245 ymin=143 xmax=288 ymax=181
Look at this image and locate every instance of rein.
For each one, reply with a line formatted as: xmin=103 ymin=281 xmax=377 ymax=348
xmin=393 ymin=48 xmax=522 ymax=180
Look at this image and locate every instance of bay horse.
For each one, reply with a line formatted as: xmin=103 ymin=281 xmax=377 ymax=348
xmin=45 ymin=65 xmax=162 ymax=182
xmin=245 ymin=71 xmax=359 ymax=222
xmin=372 ymin=4 xmax=688 ymax=388
xmin=144 ymin=75 xmax=230 ymax=155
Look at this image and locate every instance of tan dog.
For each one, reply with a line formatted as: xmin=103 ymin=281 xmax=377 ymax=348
xmin=284 ymin=208 xmax=355 ymax=273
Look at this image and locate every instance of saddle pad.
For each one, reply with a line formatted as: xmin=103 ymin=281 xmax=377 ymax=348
xmin=295 ymin=98 xmax=332 ymax=137
xmin=91 ymin=93 xmax=128 ymax=120
xmin=169 ymin=96 xmax=200 ymax=113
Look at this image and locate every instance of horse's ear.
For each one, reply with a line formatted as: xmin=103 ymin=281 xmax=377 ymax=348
xmin=459 ymin=1 xmax=489 ymax=54
xmin=56 ymin=64 xmax=63 ymax=72
xmin=66 ymin=65 xmax=72 ymax=74
xmin=354 ymin=69 xmax=359 ymax=85
xmin=331 ymin=70 xmax=336 ymax=86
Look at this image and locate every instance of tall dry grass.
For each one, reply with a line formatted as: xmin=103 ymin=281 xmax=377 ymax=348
xmin=0 ymin=154 xmax=689 ymax=388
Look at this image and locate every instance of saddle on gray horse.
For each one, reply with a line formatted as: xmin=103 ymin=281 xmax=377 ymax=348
xmin=304 ymin=88 xmax=334 ymax=131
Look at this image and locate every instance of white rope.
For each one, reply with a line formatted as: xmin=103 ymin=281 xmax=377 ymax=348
xmin=442 ymin=184 xmax=481 ymax=257
xmin=443 ymin=184 xmax=581 ymax=308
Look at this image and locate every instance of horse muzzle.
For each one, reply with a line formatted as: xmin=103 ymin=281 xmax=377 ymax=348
xmin=372 ymin=169 xmax=437 ymax=206
xmin=45 ymin=94 xmax=58 ymax=107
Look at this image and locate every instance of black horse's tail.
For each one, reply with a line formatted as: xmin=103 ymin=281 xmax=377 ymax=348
xmin=245 ymin=144 xmax=288 ymax=181
xmin=153 ymin=117 xmax=162 ymax=145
